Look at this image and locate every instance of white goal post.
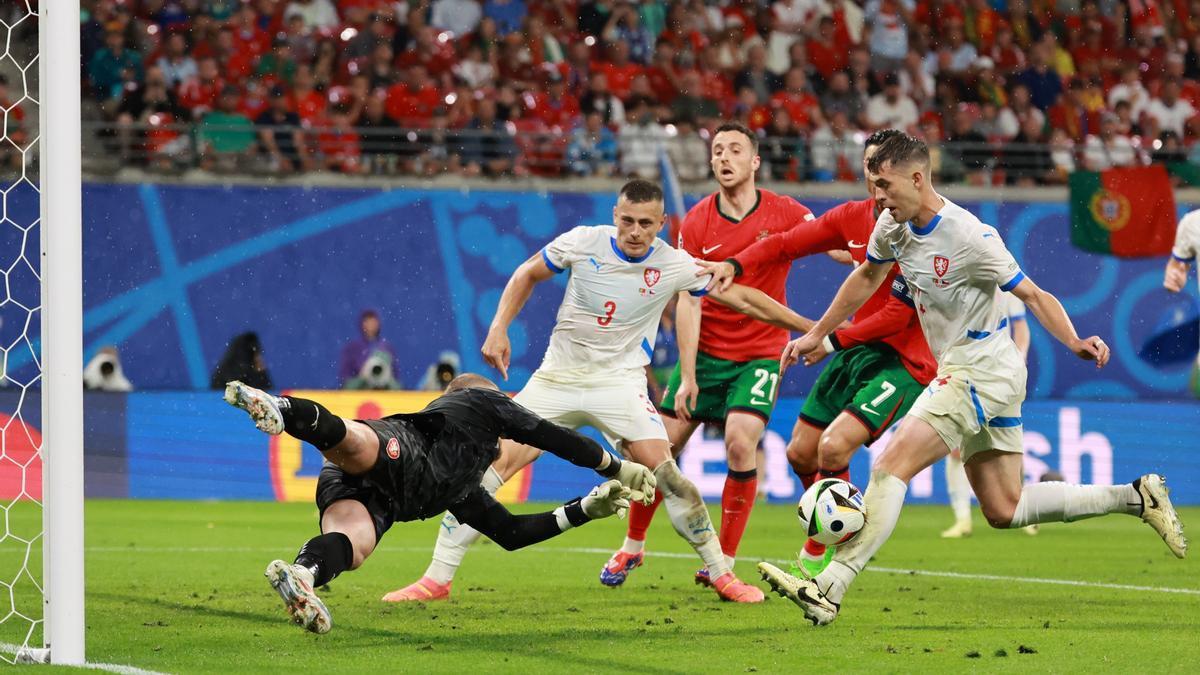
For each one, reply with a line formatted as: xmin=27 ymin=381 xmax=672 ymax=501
xmin=38 ymin=0 xmax=84 ymax=665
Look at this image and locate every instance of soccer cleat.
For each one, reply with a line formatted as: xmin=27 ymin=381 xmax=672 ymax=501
xmin=711 ymin=572 xmax=764 ymax=603
xmin=265 ymin=560 xmax=332 ymax=634
xmin=693 ymin=567 xmax=713 ymax=588
xmin=940 ymin=519 xmax=973 ymax=539
xmin=380 ymin=577 xmax=452 ymax=602
xmin=224 ymin=380 xmax=284 ymax=435
xmin=1135 ymin=474 xmax=1187 ymax=558
xmin=599 ymin=550 xmax=644 ymax=587
xmin=758 ymin=561 xmax=838 ymax=625
xmin=792 ymin=544 xmax=836 ymax=579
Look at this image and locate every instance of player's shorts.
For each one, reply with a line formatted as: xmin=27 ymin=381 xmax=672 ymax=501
xmin=659 ymin=351 xmax=780 ymax=424
xmin=907 ymin=363 xmax=1027 ymax=462
xmin=799 ymin=343 xmax=925 ymax=443
xmin=516 ymin=368 xmax=668 ymax=447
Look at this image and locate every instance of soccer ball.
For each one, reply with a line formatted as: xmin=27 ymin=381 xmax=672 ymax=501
xmin=797 ymin=478 xmax=867 ymax=546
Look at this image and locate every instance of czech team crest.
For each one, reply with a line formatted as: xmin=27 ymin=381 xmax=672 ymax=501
xmin=644 ymin=268 xmax=661 ymax=287
xmin=933 ymin=256 xmax=950 ymax=278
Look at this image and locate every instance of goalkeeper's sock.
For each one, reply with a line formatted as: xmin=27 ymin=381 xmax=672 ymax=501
xmin=718 ymin=468 xmax=757 ymax=560
xmin=1008 ymin=482 xmax=1140 ymax=527
xmin=815 ymin=470 xmax=907 ymax=604
xmin=621 ymin=489 xmax=662 ymax=554
xmin=424 ymin=467 xmax=501 ymax=584
xmin=819 ymin=465 xmax=850 ymax=483
xmin=294 ymin=531 xmax=353 ymax=587
xmin=277 ymin=396 xmax=346 ymax=451
xmin=655 ymin=460 xmax=730 ymax=578
xmin=945 ymin=453 xmax=972 ymax=524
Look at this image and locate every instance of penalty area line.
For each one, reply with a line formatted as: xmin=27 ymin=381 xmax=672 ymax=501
xmin=0 ymin=643 xmax=168 ymax=675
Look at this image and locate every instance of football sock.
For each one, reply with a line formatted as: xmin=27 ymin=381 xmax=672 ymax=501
xmin=802 ymin=537 xmax=826 ymax=559
xmin=719 ymin=468 xmax=757 ymax=560
xmin=622 ymin=490 xmax=663 ymax=554
xmin=655 ymin=460 xmax=730 ymax=578
xmin=816 ymin=470 xmax=907 ymax=604
xmin=1008 ymin=482 xmax=1141 ymax=527
xmin=945 ymin=454 xmax=972 ymax=523
xmin=425 ymin=466 xmax=502 ymax=584
xmin=294 ymin=531 xmax=353 ymax=588
xmin=796 ymin=469 xmax=818 ymax=490
xmin=819 ymin=465 xmax=850 ymax=483
xmin=277 ymin=396 xmax=346 ymax=451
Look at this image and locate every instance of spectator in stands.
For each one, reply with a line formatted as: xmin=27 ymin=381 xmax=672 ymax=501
xmin=284 ymin=0 xmax=340 ymax=33
xmin=256 ymin=36 xmax=299 ymax=88
xmin=602 ymin=3 xmax=654 ymax=65
xmin=1145 ymin=79 xmax=1197 ymax=139
xmin=567 ymin=109 xmax=618 ymax=175
xmin=1112 ymin=99 xmax=1143 ymax=138
xmin=114 ymin=66 xmax=185 ymax=163
xmin=1082 ymin=112 xmax=1140 ymax=171
xmin=864 ymin=0 xmax=914 ymax=73
xmin=943 ymin=104 xmax=991 ymax=185
xmin=346 ymin=13 xmax=393 ymax=62
xmin=431 ymin=0 xmax=483 ymax=37
xmin=211 ymin=332 xmax=272 ymax=390
xmin=996 ymin=82 xmax=1045 ymax=140
xmin=989 ymin=24 xmax=1025 ymax=74
xmin=460 ymin=98 xmax=519 ymax=176
xmin=88 ymin=27 xmax=144 ymax=102
xmin=734 ymin=45 xmax=780 ymax=105
xmin=283 ymin=14 xmax=316 ymax=64
xmin=358 ymin=94 xmax=405 ymax=174
xmin=453 ymin=44 xmax=497 ymax=89
xmin=899 ymin=49 xmax=935 ymax=109
xmin=759 ymin=109 xmax=804 ymax=181
xmin=806 ymin=16 xmax=848 ymax=83
xmin=1049 ymin=78 xmax=1101 ymax=143
xmin=580 ymin=72 xmax=626 ymax=126
xmin=1005 ymin=114 xmax=1054 ymax=186
xmin=809 ymin=110 xmax=862 ymax=182
xmin=664 ymin=116 xmax=709 ymax=181
xmin=820 ymin=70 xmax=866 ymax=129
xmin=485 ymin=0 xmax=528 ymax=37
xmin=338 ymin=310 xmax=398 ymax=388
xmin=924 ymin=18 xmax=977 ymax=77
xmin=1047 ymin=127 xmax=1076 ymax=184
xmin=1151 ymin=130 xmax=1188 ymax=165
xmin=670 ymin=71 xmax=720 ymax=128
xmin=416 ymin=108 xmax=461 ymax=175
xmin=256 ymin=85 xmax=309 ymax=174
xmin=771 ymin=67 xmax=819 ymax=131
xmin=865 ymin=72 xmax=919 ymax=131
xmin=619 ymin=96 xmax=666 ymax=178
xmin=1015 ymin=41 xmax=1062 ymax=111
xmin=156 ymin=32 xmax=197 ymax=89
xmin=84 ymin=347 xmax=134 ymax=392
xmin=198 ymin=85 xmax=257 ymax=171
xmin=531 ymin=73 xmax=581 ymax=129
xmin=525 ymin=14 xmax=566 ymax=66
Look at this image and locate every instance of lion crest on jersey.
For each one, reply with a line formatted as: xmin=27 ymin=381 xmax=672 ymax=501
xmin=644 ymin=268 xmax=661 ymax=287
xmin=933 ymin=256 xmax=950 ymax=278
xmin=386 ymin=437 xmax=400 ymax=459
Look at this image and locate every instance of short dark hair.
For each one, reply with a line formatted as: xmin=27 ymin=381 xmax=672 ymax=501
xmin=864 ymin=128 xmax=906 ymax=151
xmin=713 ymin=120 xmax=759 ymax=153
xmin=866 ymin=132 xmax=931 ymax=174
xmin=618 ymin=178 xmax=664 ymax=204
xmin=445 ymin=373 xmax=499 ymax=393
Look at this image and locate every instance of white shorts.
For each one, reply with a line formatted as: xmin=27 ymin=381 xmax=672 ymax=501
xmin=907 ymin=363 xmax=1026 ymax=462
xmin=515 ymin=369 xmax=668 ymax=448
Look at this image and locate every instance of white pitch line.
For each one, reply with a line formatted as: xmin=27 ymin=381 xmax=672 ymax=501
xmin=0 ymin=642 xmax=168 ymax=675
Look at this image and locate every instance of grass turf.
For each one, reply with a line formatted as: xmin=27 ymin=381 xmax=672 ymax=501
xmin=6 ymin=499 xmax=1199 ymax=673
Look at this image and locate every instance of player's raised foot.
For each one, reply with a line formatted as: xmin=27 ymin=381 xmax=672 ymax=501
xmin=694 ymin=567 xmax=713 ymax=588
xmin=940 ymin=519 xmax=972 ymax=539
xmin=1135 ymin=474 xmax=1187 ymax=558
xmin=792 ymin=544 xmax=835 ymax=579
xmin=224 ymin=380 xmax=284 ymax=435
xmin=711 ymin=571 xmax=764 ymax=603
xmin=599 ymin=550 xmax=644 ymax=587
xmin=757 ymin=562 xmax=838 ymax=626
xmin=265 ymin=560 xmax=331 ymax=634
xmin=380 ymin=577 xmax=452 ymax=602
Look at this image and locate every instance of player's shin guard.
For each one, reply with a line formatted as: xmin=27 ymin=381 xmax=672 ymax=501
xmin=424 ymin=466 xmax=503 ymax=584
xmin=294 ymin=531 xmax=353 ymax=587
xmin=655 ymin=460 xmax=730 ymax=578
xmin=945 ymin=454 xmax=972 ymax=524
xmin=719 ymin=469 xmax=757 ymax=561
xmin=816 ymin=470 xmax=907 ymax=604
xmin=1007 ymin=482 xmax=1141 ymax=527
xmin=278 ymin=397 xmax=347 ymax=451
xmin=621 ymin=490 xmax=663 ymax=555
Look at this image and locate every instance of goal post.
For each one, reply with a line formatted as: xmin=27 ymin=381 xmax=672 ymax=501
xmin=39 ymin=0 xmax=84 ymax=665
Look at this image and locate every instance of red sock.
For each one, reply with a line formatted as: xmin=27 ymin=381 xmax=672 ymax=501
xmin=803 ymin=537 xmax=826 ymax=557
xmin=719 ymin=469 xmax=758 ymax=558
xmin=820 ymin=465 xmax=850 ymax=483
xmin=626 ymin=490 xmax=663 ymax=541
xmin=797 ymin=470 xmax=818 ymax=490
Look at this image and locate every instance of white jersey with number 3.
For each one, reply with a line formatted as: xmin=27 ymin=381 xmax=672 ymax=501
xmin=538 ymin=225 xmax=710 ymax=376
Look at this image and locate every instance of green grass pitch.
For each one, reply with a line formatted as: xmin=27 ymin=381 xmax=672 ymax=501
xmin=7 ymin=500 xmax=1200 ymax=672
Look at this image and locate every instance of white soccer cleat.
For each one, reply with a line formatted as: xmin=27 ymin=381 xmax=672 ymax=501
xmin=758 ymin=561 xmax=838 ymax=626
xmin=1136 ymin=474 xmax=1187 ymax=558
xmin=265 ymin=559 xmax=332 ymax=634
xmin=940 ymin=519 xmax=972 ymax=539
xmin=225 ymin=380 xmax=284 ymax=435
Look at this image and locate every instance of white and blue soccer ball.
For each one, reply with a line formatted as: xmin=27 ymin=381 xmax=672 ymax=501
xmin=797 ymin=478 xmax=867 ymax=546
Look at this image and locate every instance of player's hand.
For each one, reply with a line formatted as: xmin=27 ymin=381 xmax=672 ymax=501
xmin=613 ymin=459 xmax=657 ymax=505
xmin=803 ymin=338 xmax=831 ymax=366
xmin=674 ymin=376 xmax=699 ymax=421
xmin=781 ymin=333 xmax=821 ymax=371
xmin=481 ymin=327 xmax=511 ymax=380
xmin=581 ymin=480 xmax=632 ymax=520
xmin=1164 ymin=261 xmax=1188 ymax=292
xmin=1071 ymin=335 xmax=1110 ymax=368
xmin=696 ymin=260 xmax=737 ymax=293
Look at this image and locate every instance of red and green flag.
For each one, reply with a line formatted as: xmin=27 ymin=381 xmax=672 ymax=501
xmin=1069 ymin=164 xmax=1177 ymax=257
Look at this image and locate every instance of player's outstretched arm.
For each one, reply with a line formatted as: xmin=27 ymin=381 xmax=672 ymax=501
xmin=709 ymin=284 xmax=816 ymax=333
xmin=781 ymin=261 xmax=891 ymax=369
xmin=673 ymin=293 xmax=702 ymax=421
xmin=483 ymin=253 xmax=557 ymax=379
xmin=1010 ymin=277 xmax=1109 ymax=367
xmin=1164 ymin=257 xmax=1190 ymax=293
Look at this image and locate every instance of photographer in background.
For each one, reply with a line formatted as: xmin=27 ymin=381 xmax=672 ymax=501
xmin=338 ymin=309 xmax=397 ymax=388
xmin=344 ymin=349 xmax=402 ymax=390
xmin=83 ymin=346 xmax=134 ymax=392
xmin=418 ymin=351 xmax=461 ymax=391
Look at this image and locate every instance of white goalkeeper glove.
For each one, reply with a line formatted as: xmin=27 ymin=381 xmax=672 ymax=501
xmin=581 ymin=480 xmax=632 ymax=520
xmin=614 ymin=460 xmax=657 ymax=506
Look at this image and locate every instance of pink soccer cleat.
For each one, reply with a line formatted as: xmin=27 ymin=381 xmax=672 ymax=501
xmin=712 ymin=571 xmax=765 ymax=603
xmin=381 ymin=577 xmax=452 ymax=602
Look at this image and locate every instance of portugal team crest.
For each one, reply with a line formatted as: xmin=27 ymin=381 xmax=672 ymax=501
xmin=386 ymin=437 xmax=400 ymax=459
xmin=933 ymin=256 xmax=950 ymax=278
xmin=644 ymin=268 xmax=661 ymax=287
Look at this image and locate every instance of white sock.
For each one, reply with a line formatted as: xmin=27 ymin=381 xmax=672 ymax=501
xmin=655 ymin=460 xmax=731 ymax=578
xmin=1008 ymin=482 xmax=1140 ymax=527
xmin=621 ymin=537 xmax=645 ymax=555
xmin=424 ymin=466 xmax=504 ymax=584
xmin=816 ymin=470 xmax=907 ymax=604
xmin=945 ymin=454 xmax=972 ymax=524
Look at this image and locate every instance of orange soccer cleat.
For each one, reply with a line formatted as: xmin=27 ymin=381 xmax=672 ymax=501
xmin=711 ymin=571 xmax=765 ymax=603
xmin=380 ymin=577 xmax=452 ymax=602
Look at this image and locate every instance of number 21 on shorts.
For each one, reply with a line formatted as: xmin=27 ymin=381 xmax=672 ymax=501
xmin=751 ymin=368 xmax=779 ymax=405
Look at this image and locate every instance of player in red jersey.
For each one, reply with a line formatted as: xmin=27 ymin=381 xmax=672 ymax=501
xmin=600 ymin=121 xmax=817 ymax=589
xmin=701 ymin=129 xmax=938 ymax=577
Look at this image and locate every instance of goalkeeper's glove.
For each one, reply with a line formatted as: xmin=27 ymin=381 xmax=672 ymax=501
xmin=581 ymin=480 xmax=632 ymax=520
xmin=597 ymin=455 xmax=657 ymax=506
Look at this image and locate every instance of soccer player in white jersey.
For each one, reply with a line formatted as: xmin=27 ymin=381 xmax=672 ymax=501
xmin=385 ymin=179 xmax=817 ymax=604
xmin=1164 ymin=207 xmax=1200 ymax=396
xmin=758 ymin=133 xmax=1187 ymax=626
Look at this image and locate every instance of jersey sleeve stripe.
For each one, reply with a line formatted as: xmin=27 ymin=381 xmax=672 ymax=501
xmin=640 ymin=337 xmax=653 ymax=358
xmin=999 ymin=270 xmax=1025 ymax=292
xmin=866 ymin=252 xmax=895 ymax=264
xmin=1172 ymin=253 xmax=1195 ymax=263
xmin=688 ymin=288 xmax=709 ymax=297
xmin=541 ymin=249 xmax=565 ymax=274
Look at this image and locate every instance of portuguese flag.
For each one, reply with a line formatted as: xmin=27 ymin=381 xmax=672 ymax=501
xmin=1069 ymin=165 xmax=1177 ymax=257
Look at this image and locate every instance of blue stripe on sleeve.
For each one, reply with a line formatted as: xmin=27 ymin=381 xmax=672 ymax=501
xmin=999 ymin=270 xmax=1025 ymax=292
xmin=688 ymin=288 xmax=709 ymax=297
xmin=866 ymin=252 xmax=895 ymax=264
xmin=541 ymin=249 xmax=565 ymax=274
xmin=1173 ymin=253 xmax=1195 ymax=263
xmin=641 ymin=337 xmax=653 ymax=358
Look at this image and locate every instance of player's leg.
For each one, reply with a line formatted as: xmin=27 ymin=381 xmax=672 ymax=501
xmin=447 ymin=482 xmax=629 ymax=551
xmin=716 ymin=411 xmax=765 ymax=570
xmin=942 ymin=448 xmax=974 ymax=538
xmin=785 ymin=418 xmax=823 ymax=490
xmin=794 ymin=411 xmax=873 ymax=577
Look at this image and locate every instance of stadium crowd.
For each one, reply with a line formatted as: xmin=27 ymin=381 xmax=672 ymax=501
xmin=64 ymin=0 xmax=1200 ymax=183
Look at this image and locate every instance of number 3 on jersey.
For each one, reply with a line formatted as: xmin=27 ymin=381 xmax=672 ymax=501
xmin=597 ymin=300 xmax=617 ymax=326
